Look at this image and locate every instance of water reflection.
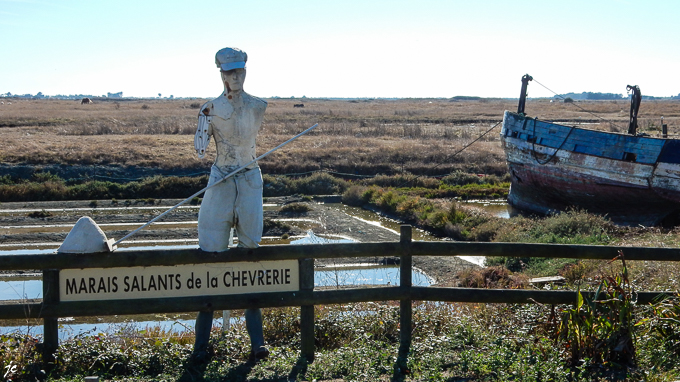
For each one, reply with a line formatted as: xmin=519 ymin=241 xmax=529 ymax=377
xmin=461 ymin=199 xmax=510 ymax=219
xmin=315 ymin=265 xmax=431 ymax=287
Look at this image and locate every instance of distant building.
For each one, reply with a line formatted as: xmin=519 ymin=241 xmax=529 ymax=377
xmin=107 ymin=92 xmax=123 ymax=98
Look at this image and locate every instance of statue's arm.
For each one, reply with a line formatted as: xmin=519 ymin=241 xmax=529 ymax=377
xmin=195 ymin=104 xmax=213 ymax=159
xmin=253 ymin=97 xmax=268 ymax=131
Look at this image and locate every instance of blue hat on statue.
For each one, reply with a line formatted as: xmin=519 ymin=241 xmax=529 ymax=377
xmin=215 ymin=47 xmax=247 ymax=71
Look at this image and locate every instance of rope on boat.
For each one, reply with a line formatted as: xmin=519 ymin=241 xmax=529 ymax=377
xmin=528 ymin=117 xmax=576 ymax=165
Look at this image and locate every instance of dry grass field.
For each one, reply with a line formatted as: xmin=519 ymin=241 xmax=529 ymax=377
xmin=1 ymin=97 xmax=679 ymax=180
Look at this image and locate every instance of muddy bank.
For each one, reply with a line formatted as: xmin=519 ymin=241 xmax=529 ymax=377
xmin=0 ymin=163 xmax=207 ymax=182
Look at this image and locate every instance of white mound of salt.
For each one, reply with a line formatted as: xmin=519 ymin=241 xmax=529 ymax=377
xmin=57 ymin=216 xmax=115 ymax=253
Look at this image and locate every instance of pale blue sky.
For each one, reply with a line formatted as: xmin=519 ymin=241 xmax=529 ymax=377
xmin=1 ymin=0 xmax=678 ymax=98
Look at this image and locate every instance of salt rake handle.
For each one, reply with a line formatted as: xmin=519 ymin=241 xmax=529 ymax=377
xmin=113 ymin=123 xmax=319 ymax=247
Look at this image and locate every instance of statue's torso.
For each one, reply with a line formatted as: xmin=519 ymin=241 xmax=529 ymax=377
xmin=202 ymin=92 xmax=267 ymax=171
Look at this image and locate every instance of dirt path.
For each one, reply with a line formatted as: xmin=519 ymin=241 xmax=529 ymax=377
xmin=0 ymin=196 xmax=480 ymax=285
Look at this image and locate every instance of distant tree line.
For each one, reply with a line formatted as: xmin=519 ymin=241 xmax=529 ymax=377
xmin=558 ymin=92 xmax=680 ymax=101
xmin=558 ymin=92 xmax=625 ymax=101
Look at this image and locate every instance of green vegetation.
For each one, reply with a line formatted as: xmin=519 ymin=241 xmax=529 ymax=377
xmin=341 ymin=183 xmax=625 ymax=277
xmin=4 ymin=285 xmax=680 ymax=381
xmin=0 ymin=171 xmax=507 ymax=202
xmin=558 ymin=253 xmax=636 ymax=369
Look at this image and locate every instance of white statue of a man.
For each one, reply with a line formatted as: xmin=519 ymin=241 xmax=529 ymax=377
xmin=195 ymin=46 xmax=267 ymax=251
xmin=193 ymin=47 xmax=269 ymax=361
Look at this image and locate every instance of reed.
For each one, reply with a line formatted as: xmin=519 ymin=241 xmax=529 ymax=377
xmin=5 ymin=98 xmax=677 ymax=179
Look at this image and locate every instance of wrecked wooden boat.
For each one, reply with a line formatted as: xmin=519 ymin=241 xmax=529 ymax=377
xmin=501 ymin=74 xmax=680 ymax=226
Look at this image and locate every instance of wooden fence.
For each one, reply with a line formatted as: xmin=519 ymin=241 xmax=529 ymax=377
xmin=0 ymin=225 xmax=678 ymax=364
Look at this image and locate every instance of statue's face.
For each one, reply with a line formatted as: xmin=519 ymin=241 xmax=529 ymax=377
xmin=221 ymin=68 xmax=246 ymax=93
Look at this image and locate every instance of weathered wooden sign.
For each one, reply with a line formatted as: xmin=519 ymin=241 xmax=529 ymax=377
xmin=59 ymin=260 xmax=299 ymax=302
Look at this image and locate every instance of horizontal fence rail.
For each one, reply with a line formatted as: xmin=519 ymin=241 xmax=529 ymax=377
xmin=3 ymin=242 xmax=680 ymax=272
xmin=0 ymin=225 xmax=678 ymax=363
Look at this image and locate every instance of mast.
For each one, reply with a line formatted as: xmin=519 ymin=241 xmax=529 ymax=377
xmin=518 ymin=74 xmax=533 ymax=115
xmin=627 ymin=85 xmax=641 ymax=135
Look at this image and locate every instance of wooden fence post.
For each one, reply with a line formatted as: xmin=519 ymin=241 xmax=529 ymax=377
xmin=42 ymin=270 xmax=59 ymax=368
xmin=299 ymin=258 xmax=315 ymax=361
xmin=399 ymin=225 xmax=412 ymax=361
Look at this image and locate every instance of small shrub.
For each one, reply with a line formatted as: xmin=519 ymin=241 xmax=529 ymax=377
xmin=31 ymin=171 xmax=63 ymax=183
xmin=263 ymin=174 xmax=293 ymax=197
xmin=141 ymin=104 xmax=150 ymax=110
xmin=479 ymin=174 xmax=502 ymax=185
xmin=89 ymin=200 xmax=98 ymax=208
xmin=456 ymin=266 xmax=528 ymax=289
xmin=467 ymin=217 xmax=504 ymax=242
xmin=560 ymin=261 xmax=589 ymax=284
xmin=442 ymin=171 xmax=481 ymax=186
xmin=0 ymin=174 xmax=14 ymax=185
xmin=342 ymin=185 xmax=368 ymax=206
xmin=280 ymin=202 xmax=311 ymax=214
xmin=27 ymin=209 xmax=52 ymax=218
xmin=263 ymin=218 xmax=291 ymax=231
xmin=292 ymin=172 xmax=346 ymax=195
xmin=443 ymin=222 xmax=468 ymax=240
xmin=366 ymin=173 xmax=438 ymax=189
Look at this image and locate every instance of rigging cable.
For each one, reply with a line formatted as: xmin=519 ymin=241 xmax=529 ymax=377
xmin=532 ymin=78 xmax=627 ymax=131
xmin=395 ymin=120 xmax=502 ymax=189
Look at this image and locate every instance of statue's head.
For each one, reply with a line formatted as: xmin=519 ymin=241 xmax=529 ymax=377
xmin=216 ymin=47 xmax=247 ymax=95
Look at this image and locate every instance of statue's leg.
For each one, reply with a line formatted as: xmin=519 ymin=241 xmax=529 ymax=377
xmin=235 ymin=168 xmax=267 ymax=359
xmin=233 ymin=168 xmax=263 ymax=248
xmin=193 ymin=310 xmax=214 ymax=359
xmin=195 ymin=169 xmax=237 ymax=358
xmin=245 ymin=308 xmax=268 ymax=359
xmin=198 ymin=170 xmax=236 ymax=252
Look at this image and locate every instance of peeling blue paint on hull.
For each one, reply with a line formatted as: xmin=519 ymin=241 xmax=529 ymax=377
xmin=501 ymin=111 xmax=680 ymax=226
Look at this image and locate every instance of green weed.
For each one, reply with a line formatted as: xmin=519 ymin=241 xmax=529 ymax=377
xmin=557 ymin=253 xmax=636 ymax=370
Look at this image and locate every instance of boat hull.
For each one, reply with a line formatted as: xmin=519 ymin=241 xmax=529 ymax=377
xmin=501 ymin=111 xmax=680 ymax=226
